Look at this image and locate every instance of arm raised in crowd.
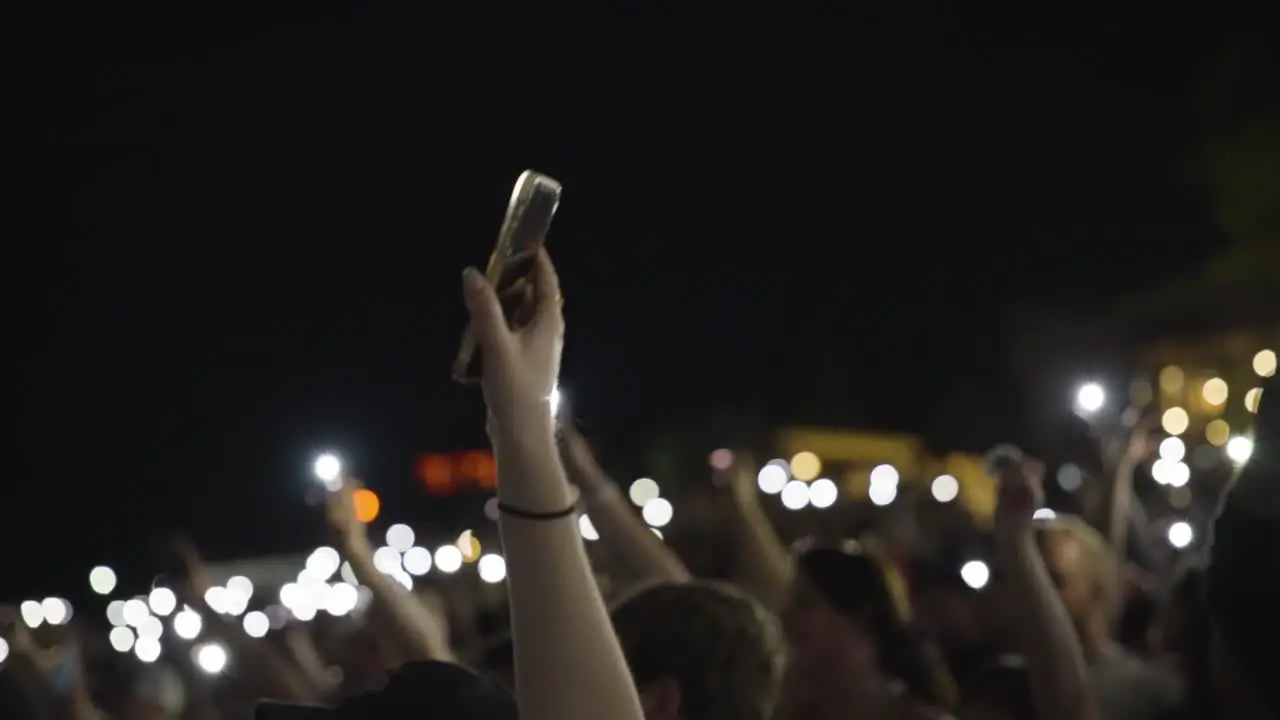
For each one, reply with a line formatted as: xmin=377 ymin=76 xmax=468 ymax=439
xmin=0 ymin=606 xmax=103 ymax=720
xmin=174 ymin=541 xmax=322 ymax=704
xmin=1204 ymin=375 xmax=1279 ymax=714
xmin=559 ymin=421 xmax=690 ymax=590
xmin=462 ymin=249 xmax=645 ymax=720
xmin=992 ymin=458 xmax=1097 ymax=720
xmin=323 ymin=481 xmax=454 ymax=664
xmin=722 ymin=457 xmax=794 ymax=612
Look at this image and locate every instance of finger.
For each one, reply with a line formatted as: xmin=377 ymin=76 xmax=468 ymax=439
xmin=462 ymin=267 xmax=513 ymax=352
xmin=529 ymin=248 xmax=564 ymax=326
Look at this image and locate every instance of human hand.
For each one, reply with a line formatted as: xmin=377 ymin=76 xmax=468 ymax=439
xmin=324 ymin=481 xmax=371 ymax=552
xmin=714 ymin=451 xmax=759 ymax=504
xmin=1122 ymin=415 xmax=1160 ymax=463
xmin=174 ymin=537 xmax=214 ymax=598
xmin=558 ymin=422 xmax=597 ymax=473
xmin=0 ymin=605 xmax=58 ymax=675
xmin=461 ymin=248 xmax=563 ymax=433
xmin=991 ymin=450 xmax=1045 ymax=543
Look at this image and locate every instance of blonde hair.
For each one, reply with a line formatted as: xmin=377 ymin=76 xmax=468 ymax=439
xmin=1035 ymin=514 xmax=1118 ymax=606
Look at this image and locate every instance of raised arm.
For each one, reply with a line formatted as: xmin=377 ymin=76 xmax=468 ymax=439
xmin=1205 ymin=375 xmax=1279 ymax=712
xmin=463 ymin=250 xmax=644 ymax=720
xmin=175 ymin=541 xmax=321 ymax=704
xmin=992 ymin=458 xmax=1097 ymax=720
xmin=559 ymin=422 xmax=690 ymax=589
xmin=721 ymin=457 xmax=794 ymax=612
xmin=324 ymin=482 xmax=454 ymax=663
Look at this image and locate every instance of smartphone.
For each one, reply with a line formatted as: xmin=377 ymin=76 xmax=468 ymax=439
xmin=452 ymin=170 xmax=563 ymax=383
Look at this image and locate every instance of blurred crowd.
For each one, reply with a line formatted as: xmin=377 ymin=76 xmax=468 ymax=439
xmin=2 ymin=251 xmax=1277 ymax=720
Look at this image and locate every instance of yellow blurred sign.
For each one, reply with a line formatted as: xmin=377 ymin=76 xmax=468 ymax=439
xmin=775 ymin=426 xmax=996 ymax=524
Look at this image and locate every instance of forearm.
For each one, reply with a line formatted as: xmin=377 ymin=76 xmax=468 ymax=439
xmin=494 ymin=420 xmax=644 ymax=720
xmin=344 ymin=543 xmax=454 ymax=662
xmin=284 ymin=628 xmax=338 ymax=696
xmin=573 ymin=466 xmax=689 ymax=587
xmin=1102 ymin=458 xmax=1136 ymax=554
xmin=999 ymin=535 xmax=1096 ymax=720
xmin=59 ymin=685 xmax=105 ymax=720
xmin=728 ymin=493 xmax=794 ymax=612
xmin=187 ymin=596 xmax=318 ymax=703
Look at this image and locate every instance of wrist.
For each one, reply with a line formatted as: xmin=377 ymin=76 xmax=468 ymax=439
xmin=488 ymin=411 xmax=557 ymax=457
xmin=340 ymin=531 xmax=373 ymax=557
xmin=994 ymin=523 xmax=1035 ymax=549
xmin=581 ymin=480 xmax=622 ymax=506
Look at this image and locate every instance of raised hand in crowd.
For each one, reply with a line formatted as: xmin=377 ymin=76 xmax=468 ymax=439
xmin=322 ymin=479 xmax=454 ymax=664
xmin=991 ymin=451 xmax=1098 ymax=720
xmin=714 ymin=451 xmax=795 ymax=612
xmin=463 ymin=248 xmax=646 ymax=720
xmin=558 ymin=418 xmax=690 ymax=591
xmin=170 ymin=538 xmax=321 ymax=704
xmin=0 ymin=604 xmax=101 ymax=719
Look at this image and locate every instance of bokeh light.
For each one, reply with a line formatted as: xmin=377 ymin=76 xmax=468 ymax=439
xmin=1254 ymin=349 xmax=1276 ymax=378
xmin=434 ymin=545 xmax=463 ymax=574
xmin=402 ymin=546 xmax=433 ymax=576
xmin=808 ymin=478 xmax=838 ymax=508
xmin=89 ymin=566 xmax=117 ymax=595
xmin=628 ymin=478 xmax=660 ymax=507
xmin=195 ymin=642 xmax=228 ymax=674
xmin=756 ymin=463 xmax=788 ymax=494
xmin=1167 ymin=521 xmax=1194 ymax=549
xmin=20 ymin=600 xmax=44 ymax=628
xmin=352 ymin=489 xmax=380 ymax=523
xmin=1158 ymin=437 xmax=1186 ymax=463
xmin=148 ymin=587 xmax=177 ymax=617
xmin=1226 ymin=436 xmax=1254 ymax=465
xmin=313 ymin=453 xmax=342 ymax=490
xmin=456 ymin=530 xmax=482 ymax=562
xmin=641 ymin=498 xmax=673 ymax=527
xmin=109 ymin=627 xmax=135 ymax=653
xmin=134 ymin=636 xmax=162 ymax=663
xmin=960 ymin=560 xmax=990 ymax=590
xmin=42 ymin=598 xmax=71 ymax=626
xmin=1201 ymin=378 xmax=1228 ymax=406
xmin=1161 ymin=407 xmax=1190 ymax=436
xmin=1245 ymin=387 xmax=1264 ymax=414
xmin=386 ymin=524 xmax=416 ymax=552
xmin=708 ymin=449 xmax=734 ymax=470
xmin=780 ymin=480 xmax=810 ymax=510
xmin=1074 ymin=382 xmax=1105 ymax=414
xmin=477 ymin=554 xmax=507 ymax=583
xmin=931 ymin=475 xmax=959 ymax=503
xmin=243 ymin=611 xmax=269 ymax=638
xmin=789 ymin=451 xmax=821 ymax=482
xmin=173 ymin=609 xmax=203 ymax=640
xmin=1159 ymin=366 xmax=1185 ymax=393
xmin=1206 ymin=419 xmax=1230 ymax=446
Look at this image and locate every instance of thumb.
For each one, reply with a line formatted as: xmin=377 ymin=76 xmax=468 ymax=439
xmin=462 ymin=267 xmax=510 ymax=352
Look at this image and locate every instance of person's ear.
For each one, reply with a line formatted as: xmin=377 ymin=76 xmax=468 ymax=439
xmin=638 ymin=675 xmax=682 ymax=720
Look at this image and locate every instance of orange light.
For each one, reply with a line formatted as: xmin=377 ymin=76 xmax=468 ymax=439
xmin=460 ymin=451 xmax=497 ymax=490
xmin=417 ymin=454 xmax=454 ymax=495
xmin=352 ymin=489 xmax=381 ymax=523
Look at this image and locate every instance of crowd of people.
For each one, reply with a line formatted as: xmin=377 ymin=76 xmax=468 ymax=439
xmin=2 ymin=249 xmax=1277 ymax=719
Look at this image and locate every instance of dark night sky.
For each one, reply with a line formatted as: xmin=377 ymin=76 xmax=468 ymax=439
xmin=6 ymin=8 xmax=1244 ymax=598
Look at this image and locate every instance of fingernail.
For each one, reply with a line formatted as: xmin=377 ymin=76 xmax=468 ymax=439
xmin=462 ymin=267 xmax=483 ymax=291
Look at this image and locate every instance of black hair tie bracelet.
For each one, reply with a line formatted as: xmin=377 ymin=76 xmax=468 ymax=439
xmin=497 ymin=501 xmax=578 ymax=521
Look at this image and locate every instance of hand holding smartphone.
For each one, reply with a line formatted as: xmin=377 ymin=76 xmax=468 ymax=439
xmin=452 ymin=170 xmax=563 ymax=383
